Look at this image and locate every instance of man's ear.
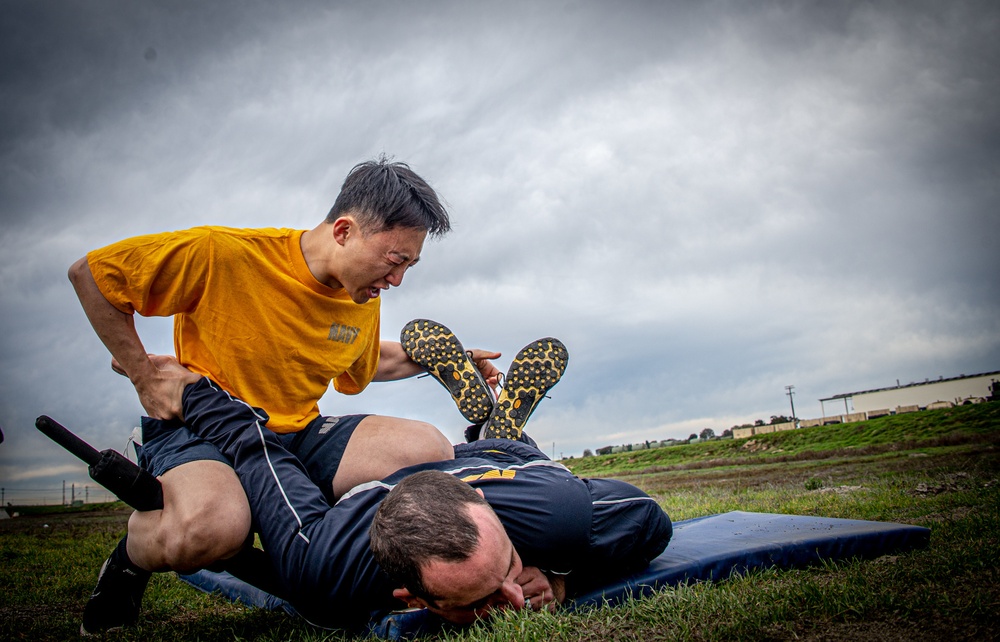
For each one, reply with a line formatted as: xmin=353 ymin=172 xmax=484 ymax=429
xmin=392 ymin=587 xmax=429 ymax=609
xmin=474 ymin=488 xmax=485 ymax=498
xmin=331 ymin=216 xmax=354 ymax=245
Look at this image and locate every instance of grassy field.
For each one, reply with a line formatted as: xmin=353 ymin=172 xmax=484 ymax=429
xmin=2 ymin=403 xmax=997 ymax=641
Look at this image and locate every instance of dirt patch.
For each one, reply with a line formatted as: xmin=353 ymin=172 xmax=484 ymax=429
xmin=908 ymin=472 xmax=975 ymax=496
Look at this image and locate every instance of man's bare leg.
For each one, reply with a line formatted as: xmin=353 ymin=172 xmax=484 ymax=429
xmin=333 ymin=416 xmax=454 ymax=499
xmin=81 ymin=460 xmax=249 ymax=634
xmin=126 ymin=460 xmax=250 ymax=572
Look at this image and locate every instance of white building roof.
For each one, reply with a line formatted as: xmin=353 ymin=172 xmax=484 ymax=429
xmin=820 ymin=370 xmax=1000 ymax=402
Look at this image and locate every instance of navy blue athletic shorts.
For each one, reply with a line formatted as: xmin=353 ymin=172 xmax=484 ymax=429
xmin=137 ymin=412 xmax=368 ymax=503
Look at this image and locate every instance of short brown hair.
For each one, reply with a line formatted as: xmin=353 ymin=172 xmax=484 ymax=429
xmin=369 ymin=470 xmax=487 ymax=598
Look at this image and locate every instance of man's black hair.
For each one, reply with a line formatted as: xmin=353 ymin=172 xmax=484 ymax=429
xmin=327 ymin=156 xmax=450 ymax=237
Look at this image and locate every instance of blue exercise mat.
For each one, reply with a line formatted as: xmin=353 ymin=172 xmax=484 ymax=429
xmin=569 ymin=510 xmax=930 ymax=607
xmin=179 ymin=511 xmax=930 ymax=639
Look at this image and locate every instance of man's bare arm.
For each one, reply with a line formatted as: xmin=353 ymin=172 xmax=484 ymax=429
xmin=374 ymin=340 xmax=503 ymax=385
xmin=372 ymin=341 xmax=425 ymax=381
xmin=68 ymin=257 xmax=187 ymax=419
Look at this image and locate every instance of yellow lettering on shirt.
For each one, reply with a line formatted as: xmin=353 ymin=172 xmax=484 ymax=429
xmin=461 ymin=469 xmax=517 ymax=483
xmin=328 ymin=324 xmax=361 ymax=344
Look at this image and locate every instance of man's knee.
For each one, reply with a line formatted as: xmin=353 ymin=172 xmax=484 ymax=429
xmin=334 ymin=418 xmax=455 ymax=498
xmin=156 ymin=498 xmax=250 ymax=571
xmin=349 ymin=417 xmax=454 ymax=465
xmin=403 ymin=421 xmax=454 ymax=463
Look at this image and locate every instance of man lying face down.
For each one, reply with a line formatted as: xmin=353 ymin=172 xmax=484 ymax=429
xmin=371 ymin=470 xmax=546 ymax=624
xmin=148 ymin=359 xmax=673 ymax=631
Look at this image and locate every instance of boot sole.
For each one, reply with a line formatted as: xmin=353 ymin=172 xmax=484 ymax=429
xmin=481 ymin=338 xmax=568 ymax=440
xmin=400 ymin=319 xmax=494 ymax=424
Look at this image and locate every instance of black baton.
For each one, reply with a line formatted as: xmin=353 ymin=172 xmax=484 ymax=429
xmin=36 ymin=415 xmax=163 ymax=511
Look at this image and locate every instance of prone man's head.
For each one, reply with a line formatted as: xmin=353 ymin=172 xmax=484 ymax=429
xmin=327 ymin=156 xmax=450 ymax=237
xmin=369 ymin=470 xmax=526 ymax=624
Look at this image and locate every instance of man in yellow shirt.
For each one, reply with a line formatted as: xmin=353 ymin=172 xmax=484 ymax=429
xmin=69 ymin=158 xmax=501 ymax=633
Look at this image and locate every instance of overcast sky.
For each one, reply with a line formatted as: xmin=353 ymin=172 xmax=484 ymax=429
xmin=2 ymin=0 xmax=998 ymax=504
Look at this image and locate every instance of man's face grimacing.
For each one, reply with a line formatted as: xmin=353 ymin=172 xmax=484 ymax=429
xmin=395 ymin=503 xmax=526 ymax=625
xmin=333 ymin=218 xmax=426 ymax=304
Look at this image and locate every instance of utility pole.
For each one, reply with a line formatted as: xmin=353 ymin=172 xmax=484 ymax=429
xmin=785 ymin=385 xmax=797 ymax=420
xmin=62 ymin=480 xmax=66 ymax=506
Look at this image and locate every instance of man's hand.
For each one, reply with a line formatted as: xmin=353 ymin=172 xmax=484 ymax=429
xmin=112 ymin=355 xmax=200 ymax=420
xmin=467 ymin=349 xmax=502 ymax=389
xmin=516 ymin=566 xmax=565 ymax=612
xmin=376 ymin=341 xmax=503 ymax=388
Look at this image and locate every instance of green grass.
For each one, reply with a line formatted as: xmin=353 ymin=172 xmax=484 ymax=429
xmin=566 ymin=402 xmax=1000 ymax=478
xmin=2 ymin=403 xmax=997 ymax=641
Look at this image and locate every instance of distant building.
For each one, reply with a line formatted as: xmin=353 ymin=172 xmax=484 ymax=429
xmin=820 ymin=370 xmax=999 ymax=416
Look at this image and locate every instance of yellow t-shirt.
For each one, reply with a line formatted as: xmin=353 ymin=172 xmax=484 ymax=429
xmin=87 ymin=226 xmax=381 ymax=433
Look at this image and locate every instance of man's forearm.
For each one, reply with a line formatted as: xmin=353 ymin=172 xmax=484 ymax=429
xmin=372 ymin=340 xmax=423 ymax=381
xmin=69 ymin=257 xmax=193 ymax=419
xmin=68 ymin=257 xmax=155 ymax=385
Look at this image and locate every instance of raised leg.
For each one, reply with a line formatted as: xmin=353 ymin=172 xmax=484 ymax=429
xmin=333 ymin=416 xmax=454 ymax=499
